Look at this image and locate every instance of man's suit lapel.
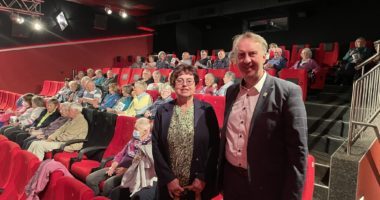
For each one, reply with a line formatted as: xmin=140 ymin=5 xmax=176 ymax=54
xmin=161 ymin=101 xmax=174 ymax=143
xmin=248 ymin=75 xmax=274 ymax=138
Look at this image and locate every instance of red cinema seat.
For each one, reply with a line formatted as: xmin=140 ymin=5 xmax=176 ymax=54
xmin=197 ymin=69 xmax=208 ymax=89
xmin=202 ymin=95 xmax=225 ymax=128
xmin=229 ymin=63 xmax=242 ymax=78
xmin=146 ymin=90 xmax=160 ymax=102
xmin=283 ymin=49 xmax=291 ymax=67
xmin=290 ymin=44 xmax=310 ymax=67
xmin=128 ymin=68 xmax=144 ymax=84
xmin=302 ymin=154 xmax=315 ymax=200
xmin=0 ymin=134 xmax=8 ymax=142
xmin=0 ymin=141 xmax=20 ymax=189
xmin=0 ymin=150 xmax=40 ymax=200
xmin=118 ymin=67 xmax=132 ymax=86
xmin=54 ymin=177 xmax=95 ymax=200
xmin=193 ymin=94 xmax=205 ymax=101
xmin=208 ymin=69 xmax=228 ymax=86
xmin=70 ymin=116 xmax=136 ymax=182
xmin=40 ymin=80 xmax=51 ymax=96
xmin=46 ymin=81 xmax=59 ymax=97
xmin=316 ymin=42 xmax=339 ymax=67
xmin=39 ymin=170 xmax=65 ymax=200
xmin=0 ymin=92 xmax=10 ymax=110
xmin=158 ymin=69 xmax=172 ymax=81
xmin=0 ymin=91 xmax=5 ymax=106
xmin=310 ymin=67 xmax=328 ymax=90
xmin=91 ymin=196 xmax=110 ymax=200
xmin=102 ymin=67 xmax=110 ymax=74
xmin=12 ymin=93 xmax=22 ymax=110
xmin=4 ymin=92 xmax=17 ymax=111
xmin=265 ymin=68 xmax=277 ymax=77
xmin=110 ymin=68 xmax=121 ymax=77
xmin=279 ymin=69 xmax=308 ymax=101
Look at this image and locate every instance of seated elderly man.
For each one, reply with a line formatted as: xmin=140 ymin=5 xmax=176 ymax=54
xmin=264 ymin=47 xmax=287 ymax=72
xmin=131 ymin=56 xmax=144 ymax=68
xmin=80 ymin=80 xmax=102 ymax=109
xmin=212 ymin=49 xmax=229 ymax=69
xmin=123 ymin=81 xmax=152 ymax=117
xmin=216 ymin=71 xmax=235 ymax=96
xmin=195 ymin=50 xmax=211 ymax=69
xmin=27 ymin=103 xmax=88 ymax=161
xmin=178 ymin=52 xmax=192 ymax=66
xmin=101 ymin=70 xmax=117 ymax=93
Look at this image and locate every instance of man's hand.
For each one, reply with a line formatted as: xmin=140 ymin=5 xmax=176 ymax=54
xmin=167 ymin=179 xmax=184 ymax=199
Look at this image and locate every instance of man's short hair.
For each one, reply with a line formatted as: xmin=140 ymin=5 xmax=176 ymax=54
xmin=224 ymin=71 xmax=236 ymax=81
xmin=47 ymin=98 xmax=59 ymax=106
xmin=32 ymin=96 xmax=45 ymax=107
xmin=231 ymin=32 xmax=268 ymax=62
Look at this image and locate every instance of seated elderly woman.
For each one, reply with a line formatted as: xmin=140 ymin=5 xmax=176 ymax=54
xmin=264 ymin=47 xmax=287 ymax=72
xmin=21 ymin=102 xmax=71 ymax=150
xmin=79 ymin=80 xmax=102 ymax=109
xmin=99 ymin=83 xmax=121 ymax=111
xmin=107 ymin=85 xmax=133 ymax=115
xmin=87 ymin=68 xmax=95 ymax=79
xmin=140 ymin=69 xmax=154 ymax=85
xmin=67 ymin=81 xmax=81 ymax=103
xmin=215 ymin=71 xmax=235 ymax=96
xmin=292 ymin=48 xmax=320 ymax=83
xmin=198 ymin=73 xmax=218 ymax=95
xmin=0 ymin=93 xmax=34 ymax=128
xmin=77 ymin=76 xmax=92 ymax=98
xmin=143 ymin=55 xmax=157 ymax=69
xmin=144 ymin=83 xmax=173 ymax=120
xmin=11 ymin=98 xmax=61 ymax=146
xmin=55 ymin=78 xmax=72 ymax=102
xmin=156 ymin=51 xmax=170 ymax=69
xmin=123 ymin=81 xmax=152 ymax=117
xmin=93 ymin=69 xmax=105 ymax=87
xmin=75 ymin=71 xmax=85 ymax=82
xmin=86 ymin=117 xmax=152 ymax=197
xmin=147 ymin=70 xmax=164 ymax=91
xmin=27 ymin=103 xmax=88 ymax=161
xmin=0 ymin=96 xmax=46 ymax=140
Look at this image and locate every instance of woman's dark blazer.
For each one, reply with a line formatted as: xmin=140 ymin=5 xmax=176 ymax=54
xmin=152 ymin=98 xmax=220 ymax=200
xmin=32 ymin=109 xmax=61 ymax=129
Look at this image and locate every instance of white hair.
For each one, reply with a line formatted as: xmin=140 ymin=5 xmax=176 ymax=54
xmin=69 ymin=103 xmax=83 ymax=113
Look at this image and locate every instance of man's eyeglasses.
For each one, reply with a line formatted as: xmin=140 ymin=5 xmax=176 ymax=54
xmin=175 ymin=78 xmax=195 ymax=85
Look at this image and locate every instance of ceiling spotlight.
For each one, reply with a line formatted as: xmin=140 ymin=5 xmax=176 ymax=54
xmin=33 ymin=20 xmax=43 ymax=31
xmin=10 ymin=13 xmax=25 ymax=24
xmin=119 ymin=9 xmax=128 ymax=18
xmin=105 ymin=6 xmax=112 ymax=15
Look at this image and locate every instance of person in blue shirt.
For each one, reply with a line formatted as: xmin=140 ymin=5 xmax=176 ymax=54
xmin=93 ymin=69 xmax=105 ymax=87
xmin=99 ymin=83 xmax=121 ymax=111
xmin=264 ymin=47 xmax=287 ymax=74
xmin=106 ymin=85 xmax=133 ymax=115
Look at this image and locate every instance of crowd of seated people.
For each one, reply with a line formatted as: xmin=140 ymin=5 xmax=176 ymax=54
xmin=0 ymin=93 xmax=34 ymax=128
xmin=147 ymin=70 xmax=164 ymax=91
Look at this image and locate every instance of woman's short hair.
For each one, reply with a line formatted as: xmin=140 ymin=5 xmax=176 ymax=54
xmin=108 ymin=83 xmax=119 ymax=93
xmin=170 ymin=64 xmax=199 ymax=88
xmin=134 ymin=80 xmax=148 ymax=91
xmin=159 ymin=83 xmax=173 ymax=93
xmin=60 ymin=102 xmax=71 ymax=110
xmin=302 ymin=48 xmax=313 ymax=58
xmin=158 ymin=51 xmax=166 ymax=58
xmin=122 ymin=84 xmax=134 ymax=95
xmin=95 ymin=69 xmax=103 ymax=75
xmin=32 ymin=96 xmax=45 ymax=107
xmin=231 ymin=32 xmax=268 ymax=62
xmin=69 ymin=81 xmax=79 ymax=89
xmin=135 ymin=117 xmax=151 ymax=131
xmin=47 ymin=98 xmax=59 ymax=106
xmin=70 ymin=103 xmax=83 ymax=113
xmin=205 ymin=73 xmax=216 ymax=83
xmin=22 ymin=93 xmax=34 ymax=106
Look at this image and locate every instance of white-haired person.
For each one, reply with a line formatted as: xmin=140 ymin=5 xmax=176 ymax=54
xmin=28 ymin=103 xmax=88 ymax=161
xmin=215 ymin=71 xmax=235 ymax=96
xmin=147 ymin=70 xmax=164 ymax=91
xmin=264 ymin=47 xmax=287 ymax=73
xmin=93 ymin=69 xmax=105 ymax=87
xmin=156 ymin=51 xmax=170 ymax=69
xmin=144 ymin=83 xmax=173 ymax=120
xmin=123 ymin=81 xmax=152 ymax=117
xmin=86 ymin=117 xmax=152 ymax=196
xmin=198 ymin=73 xmax=218 ymax=95
xmin=79 ymin=80 xmax=102 ymax=109
xmin=292 ymin=47 xmax=320 ymax=83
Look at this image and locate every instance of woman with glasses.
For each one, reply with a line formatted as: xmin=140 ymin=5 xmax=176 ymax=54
xmin=152 ymin=64 xmax=220 ymax=200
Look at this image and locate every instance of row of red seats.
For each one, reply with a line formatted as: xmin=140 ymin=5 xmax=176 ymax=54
xmin=0 ymin=90 xmax=22 ymax=111
xmin=39 ymin=81 xmax=65 ymax=97
xmin=0 ymin=135 xmax=109 ymax=200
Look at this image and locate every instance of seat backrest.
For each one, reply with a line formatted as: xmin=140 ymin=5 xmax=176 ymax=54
xmin=102 ymin=67 xmax=110 ymax=74
xmin=40 ymin=80 xmax=52 ymax=96
xmin=11 ymin=93 xmax=22 ymax=110
xmin=265 ymin=68 xmax=277 ymax=77
xmin=118 ymin=67 xmax=132 ymax=86
xmin=279 ymin=69 xmax=308 ymax=101
xmin=316 ymin=42 xmax=339 ymax=67
xmin=202 ymin=95 xmax=226 ymax=128
xmin=158 ymin=69 xmax=172 ymax=81
xmin=0 ymin=91 xmax=10 ymax=110
xmin=0 ymin=141 xmax=21 ymax=187
xmin=39 ymin=170 xmax=65 ymax=200
xmin=146 ymin=90 xmax=160 ymax=102
xmin=55 ymin=177 xmax=95 ymax=200
xmin=128 ymin=68 xmax=144 ymax=84
xmin=5 ymin=92 xmax=17 ymax=110
xmin=101 ymin=116 xmax=136 ymax=161
xmin=46 ymin=81 xmax=59 ymax=97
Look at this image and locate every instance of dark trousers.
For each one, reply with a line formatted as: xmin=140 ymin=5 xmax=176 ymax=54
xmin=15 ymin=132 xmax=31 ymax=147
xmin=223 ymin=162 xmax=251 ymax=200
xmin=3 ymin=126 xmax=22 ymax=142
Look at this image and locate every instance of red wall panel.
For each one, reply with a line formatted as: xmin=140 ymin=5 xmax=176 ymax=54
xmin=0 ymin=34 xmax=153 ymax=94
xmin=356 ymin=140 xmax=380 ymax=200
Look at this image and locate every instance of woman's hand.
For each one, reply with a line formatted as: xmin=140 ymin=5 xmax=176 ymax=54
xmin=184 ymin=178 xmax=205 ymax=194
xmin=167 ymin=179 xmax=184 ymax=199
xmin=106 ymin=167 xmax=116 ymax=176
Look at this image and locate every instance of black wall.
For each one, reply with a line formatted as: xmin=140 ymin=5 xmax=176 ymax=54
xmin=153 ymin=0 xmax=380 ymax=56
